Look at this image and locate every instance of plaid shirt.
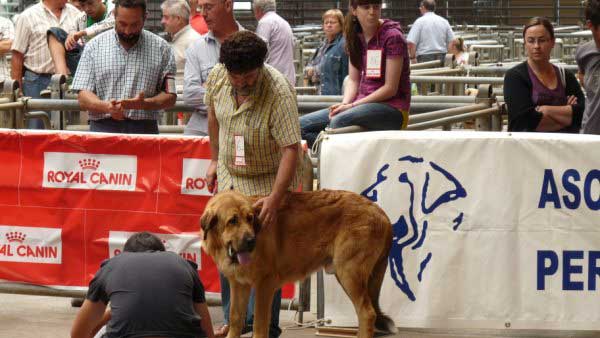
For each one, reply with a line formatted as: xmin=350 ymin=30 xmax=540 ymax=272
xmin=72 ymin=29 xmax=177 ymax=120
xmin=0 ymin=16 xmax=14 ymax=82
xmin=12 ymin=2 xmax=81 ymax=74
xmin=205 ymin=63 xmax=302 ymax=196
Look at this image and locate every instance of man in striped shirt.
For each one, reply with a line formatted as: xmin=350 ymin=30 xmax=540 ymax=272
xmin=71 ymin=0 xmax=177 ymax=134
xmin=11 ymin=0 xmax=81 ymax=128
xmin=205 ymin=31 xmax=301 ymax=338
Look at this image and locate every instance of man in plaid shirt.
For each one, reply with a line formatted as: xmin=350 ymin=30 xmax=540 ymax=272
xmin=72 ymin=0 xmax=177 ymax=134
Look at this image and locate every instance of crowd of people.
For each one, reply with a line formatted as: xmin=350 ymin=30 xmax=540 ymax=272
xmin=0 ymin=0 xmax=597 ymax=336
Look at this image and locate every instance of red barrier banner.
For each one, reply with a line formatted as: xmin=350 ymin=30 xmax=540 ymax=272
xmin=0 ymin=130 xmax=294 ymax=298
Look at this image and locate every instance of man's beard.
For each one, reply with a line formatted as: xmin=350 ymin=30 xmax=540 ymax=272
xmin=235 ymin=85 xmax=255 ymax=96
xmin=117 ymin=31 xmax=141 ymax=44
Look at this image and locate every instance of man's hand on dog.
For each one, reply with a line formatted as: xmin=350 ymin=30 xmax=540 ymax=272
xmin=253 ymin=194 xmax=282 ymax=228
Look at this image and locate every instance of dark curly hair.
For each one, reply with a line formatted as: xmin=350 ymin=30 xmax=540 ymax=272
xmin=219 ymin=31 xmax=268 ymax=74
xmin=586 ymin=0 xmax=600 ymax=28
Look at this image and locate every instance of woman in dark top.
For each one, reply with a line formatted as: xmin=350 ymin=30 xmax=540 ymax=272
xmin=504 ymin=17 xmax=584 ymax=132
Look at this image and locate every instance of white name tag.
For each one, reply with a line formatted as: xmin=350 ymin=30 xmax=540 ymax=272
xmin=366 ymin=49 xmax=383 ymax=79
xmin=234 ymin=134 xmax=246 ymax=166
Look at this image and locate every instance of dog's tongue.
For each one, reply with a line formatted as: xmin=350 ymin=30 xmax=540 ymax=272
xmin=237 ymin=252 xmax=251 ymax=265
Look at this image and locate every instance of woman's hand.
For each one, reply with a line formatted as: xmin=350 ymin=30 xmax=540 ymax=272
xmin=567 ymin=95 xmax=578 ymax=105
xmin=328 ymin=103 xmax=353 ymax=118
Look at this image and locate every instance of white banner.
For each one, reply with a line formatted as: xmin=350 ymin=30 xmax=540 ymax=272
xmin=43 ymin=152 xmax=137 ymax=191
xmin=319 ymin=131 xmax=600 ymax=330
xmin=109 ymin=231 xmax=202 ymax=267
xmin=0 ymin=225 xmax=62 ymax=264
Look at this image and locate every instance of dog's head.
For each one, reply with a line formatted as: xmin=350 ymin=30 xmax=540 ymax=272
xmin=200 ymin=191 xmax=261 ymax=266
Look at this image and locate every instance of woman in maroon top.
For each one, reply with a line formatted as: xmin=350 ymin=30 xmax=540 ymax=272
xmin=504 ymin=17 xmax=584 ymax=132
xmin=300 ymin=0 xmax=410 ymax=147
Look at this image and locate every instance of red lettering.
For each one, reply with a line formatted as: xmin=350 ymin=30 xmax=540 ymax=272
xmin=186 ymin=178 xmax=206 ymax=190
xmin=108 ymin=173 xmax=119 ymax=185
xmin=122 ymin=174 xmax=132 ymax=185
xmin=48 ymin=246 xmax=57 ymax=258
xmin=90 ymin=172 xmax=99 ymax=184
xmin=0 ymin=244 xmax=13 ymax=256
xmin=47 ymin=171 xmax=55 ymax=182
xmin=180 ymin=252 xmax=197 ymax=262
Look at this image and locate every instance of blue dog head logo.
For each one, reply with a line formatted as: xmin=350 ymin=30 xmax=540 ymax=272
xmin=361 ymin=156 xmax=467 ymax=301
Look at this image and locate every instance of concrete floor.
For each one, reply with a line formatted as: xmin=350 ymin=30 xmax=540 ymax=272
xmin=0 ymin=293 xmax=599 ymax=338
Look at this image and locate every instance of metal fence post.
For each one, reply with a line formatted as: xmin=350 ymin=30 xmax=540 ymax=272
xmin=49 ymin=74 xmax=66 ymax=130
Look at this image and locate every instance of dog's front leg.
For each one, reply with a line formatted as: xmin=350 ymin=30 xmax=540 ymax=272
xmin=227 ymin=279 xmax=251 ymax=338
xmin=252 ymin=280 xmax=277 ymax=338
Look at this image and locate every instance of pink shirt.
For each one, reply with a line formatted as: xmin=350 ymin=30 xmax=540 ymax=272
xmin=355 ymin=19 xmax=411 ymax=112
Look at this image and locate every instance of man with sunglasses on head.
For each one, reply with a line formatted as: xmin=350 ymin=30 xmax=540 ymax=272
xmin=183 ymin=0 xmax=241 ymax=136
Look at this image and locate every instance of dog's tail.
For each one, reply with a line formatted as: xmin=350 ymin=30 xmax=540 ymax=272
xmin=375 ymin=313 xmax=398 ymax=334
xmin=370 ymin=227 xmax=398 ymax=334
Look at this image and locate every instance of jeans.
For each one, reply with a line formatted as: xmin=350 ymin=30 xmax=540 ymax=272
xmin=47 ymin=27 xmax=83 ymax=75
xmin=417 ymin=52 xmax=446 ymax=63
xmin=22 ymin=70 xmax=52 ymax=129
xmin=300 ymin=102 xmax=406 ymax=148
xmin=90 ymin=118 xmax=159 ymax=134
xmin=220 ymin=272 xmax=282 ymax=338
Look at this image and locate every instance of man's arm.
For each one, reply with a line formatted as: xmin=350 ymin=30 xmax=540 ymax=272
xmin=255 ymin=143 xmax=299 ymax=227
xmin=183 ymin=44 xmax=207 ymax=109
xmin=11 ymin=50 xmax=24 ymax=88
xmin=270 ymin=143 xmax=299 ymax=199
xmin=408 ymin=43 xmax=417 ymax=62
xmin=0 ymin=39 xmax=12 ymax=54
xmin=194 ymin=302 xmax=216 ymax=338
xmin=120 ymin=91 xmax=177 ymax=111
xmin=78 ymin=90 xmax=124 ymax=120
xmin=79 ymin=90 xmax=114 ymax=113
xmin=206 ymin=104 xmax=219 ymax=193
xmin=70 ymin=299 xmax=108 ymax=338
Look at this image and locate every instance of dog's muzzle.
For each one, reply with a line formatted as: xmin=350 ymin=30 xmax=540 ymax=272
xmin=227 ymin=236 xmax=256 ymax=266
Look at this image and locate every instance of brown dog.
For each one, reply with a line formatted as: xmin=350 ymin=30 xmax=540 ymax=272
xmin=200 ymin=190 xmax=396 ymax=338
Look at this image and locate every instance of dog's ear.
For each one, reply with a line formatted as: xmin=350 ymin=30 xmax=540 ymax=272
xmin=200 ymin=209 xmax=218 ymax=241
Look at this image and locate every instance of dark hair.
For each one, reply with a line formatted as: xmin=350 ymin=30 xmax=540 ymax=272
xmin=219 ymin=31 xmax=267 ymax=73
xmin=523 ymin=17 xmax=555 ymax=40
xmin=114 ymin=0 xmax=147 ymax=15
xmin=345 ymin=0 xmax=382 ymax=70
xmin=123 ymin=232 xmax=166 ymax=252
xmin=420 ymin=0 xmax=435 ymax=11
xmin=585 ymin=0 xmax=600 ymax=28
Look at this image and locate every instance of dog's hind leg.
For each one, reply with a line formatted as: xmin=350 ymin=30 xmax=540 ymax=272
xmin=227 ymin=280 xmax=251 ymax=338
xmin=252 ymin=279 xmax=278 ymax=338
xmin=334 ymin=267 xmax=376 ymax=338
xmin=370 ymin=253 xmax=397 ymax=334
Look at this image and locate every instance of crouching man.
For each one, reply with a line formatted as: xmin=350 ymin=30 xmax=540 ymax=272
xmin=70 ymin=232 xmax=215 ymax=338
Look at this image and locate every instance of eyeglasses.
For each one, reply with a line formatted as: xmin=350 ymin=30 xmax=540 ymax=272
xmin=526 ymin=37 xmax=551 ymax=45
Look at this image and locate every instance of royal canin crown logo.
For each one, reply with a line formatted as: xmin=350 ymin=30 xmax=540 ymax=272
xmin=6 ymin=232 xmax=26 ymax=243
xmin=78 ymin=159 xmax=100 ymax=171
